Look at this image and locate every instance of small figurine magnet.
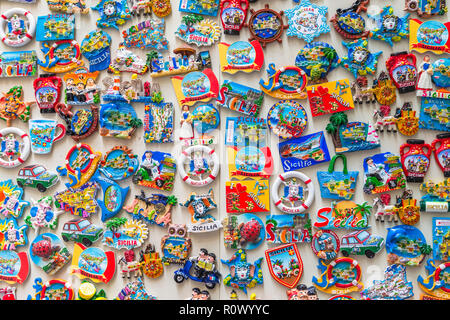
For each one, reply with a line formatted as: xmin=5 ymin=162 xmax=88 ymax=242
xmin=265 ymin=244 xmax=303 ymax=289
xmin=25 ymin=196 xmax=62 ymax=235
xmin=0 ymin=218 xmax=28 ymax=250
xmin=0 ymin=8 xmax=36 ymax=48
xmin=311 ymin=230 xmax=340 ymax=262
xmin=287 ymin=284 xmax=318 ymax=300
xmin=0 ymin=180 xmax=29 ymax=219
xmin=369 ymin=6 xmax=410 ymax=46
xmin=182 ymin=189 xmax=221 ymax=233
xmin=218 ymin=40 xmax=264 ymax=74
xmin=46 ymin=0 xmax=89 ymax=14
xmin=63 ymin=67 xmax=100 ymax=106
xmin=108 ymin=44 xmax=151 ymax=75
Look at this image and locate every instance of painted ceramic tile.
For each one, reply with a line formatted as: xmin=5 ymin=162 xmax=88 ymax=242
xmin=216 ymin=80 xmax=263 ymax=117
xmin=278 ymin=132 xmax=330 ymax=172
xmin=265 ymin=213 xmax=312 ymax=244
xmin=0 ymin=51 xmax=37 ymax=78
xmin=36 ymin=14 xmax=75 ymax=41
xmin=410 ymin=19 xmax=450 ymax=55
xmin=307 ymin=79 xmax=354 ymax=117
xmin=218 ymin=41 xmax=264 ymax=74
xmin=122 ymin=19 xmax=169 ymax=50
xmin=314 ymin=200 xmax=372 ymax=230
xmin=71 ymin=243 xmax=115 ymax=283
xmin=144 ymin=101 xmax=174 ymax=143
xmin=225 ymin=179 xmax=270 ymax=214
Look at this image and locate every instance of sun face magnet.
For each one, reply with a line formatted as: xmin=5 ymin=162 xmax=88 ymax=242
xmin=284 ymin=0 xmax=330 ymax=43
xmin=218 ymin=40 xmax=264 ymax=74
xmin=340 ymin=38 xmax=382 ymax=78
xmin=369 ymin=5 xmax=410 ymax=46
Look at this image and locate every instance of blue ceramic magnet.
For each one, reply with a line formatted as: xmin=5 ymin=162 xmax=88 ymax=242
xmin=99 ymin=146 xmax=139 ymax=181
xmin=99 ymin=102 xmax=142 ymax=139
xmin=432 ymin=58 xmax=450 ymax=88
xmin=91 ymin=0 xmax=131 ymax=30
xmin=284 ymin=0 xmax=330 ymax=43
xmin=340 ymin=38 xmax=382 ymax=78
xmin=191 ymin=104 xmax=220 ymax=136
xmin=369 ymin=6 xmax=410 ymax=46
xmin=36 ymin=14 xmax=75 ymax=42
xmin=81 ymin=29 xmax=112 ymax=72
xmin=295 ymin=42 xmax=339 ymax=83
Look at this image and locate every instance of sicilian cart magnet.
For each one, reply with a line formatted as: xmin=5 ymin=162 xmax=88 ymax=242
xmin=30 ymin=233 xmax=71 ymax=275
xmin=267 ymin=100 xmax=308 ymax=139
xmin=418 ymin=259 xmax=450 ymax=299
xmin=223 ymin=214 xmax=265 ymax=250
xmin=312 ymin=257 xmax=364 ymax=294
xmin=35 ymin=14 xmax=75 ymax=42
xmin=245 ymin=4 xmax=288 ymax=47
xmin=71 ymin=243 xmax=115 ymax=283
xmin=179 ymin=0 xmax=220 ymax=16
xmin=340 ymin=38 xmax=382 ymax=78
xmin=284 ymin=0 xmax=330 ymax=43
xmin=330 ymin=0 xmax=370 ymax=40
xmin=279 ymin=132 xmax=330 ymax=172
xmin=260 ymin=64 xmax=308 ymax=100
xmin=287 ymin=285 xmax=318 ymax=300
xmin=386 ymin=225 xmax=431 ymax=266
xmin=265 ymin=244 xmax=303 ymax=289
xmin=172 ymin=69 xmax=219 ymax=107
xmin=81 ymin=29 xmax=112 ymax=72
xmin=317 ymin=154 xmax=358 ymax=201
xmin=266 ymin=213 xmax=312 ymax=245
xmin=132 ymin=151 xmax=176 ymax=191
xmin=221 ymin=249 xmax=263 ymax=293
xmin=0 ymin=51 xmax=38 ymax=78
xmin=219 ymin=0 xmax=249 ymax=35
xmin=306 ymin=79 xmax=354 ymax=117
xmin=314 ymin=200 xmax=372 ymax=230
xmin=409 ymin=19 xmax=450 ymax=55
xmin=226 ymin=180 xmax=270 ymax=214
xmin=295 ymin=42 xmax=339 ymax=84
xmin=0 ymin=7 xmax=36 ymax=48
xmin=218 ymin=40 xmax=264 ymax=74
xmin=0 ymin=251 xmax=29 ymax=284
xmin=0 ymin=127 xmax=31 ymax=169
xmin=405 ymin=0 xmax=448 ymax=17
xmin=363 ymin=152 xmax=406 ymax=194
xmin=176 ymin=14 xmax=221 ymax=47
xmin=368 ymin=6 xmax=410 ymax=46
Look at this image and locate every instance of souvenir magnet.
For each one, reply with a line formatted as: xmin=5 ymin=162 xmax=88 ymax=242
xmin=0 ymin=287 xmax=15 ymax=300
xmin=99 ymin=146 xmax=139 ymax=181
xmin=180 ymin=0 xmax=220 ymax=16
xmin=139 ymin=244 xmax=164 ymax=279
xmin=419 ymin=90 xmax=450 ymax=132
xmin=128 ymin=0 xmax=152 ymax=16
xmin=28 ymin=119 xmax=66 ymax=155
xmin=30 ymin=233 xmax=71 ymax=275
xmin=27 ymin=278 xmax=74 ymax=300
xmin=176 ymin=14 xmax=221 ymax=47
xmin=271 ymin=171 xmax=315 ymax=214
xmin=409 ymin=19 xmax=450 ymax=55
xmin=265 ymin=244 xmax=303 ymax=289
xmin=386 ymin=52 xmax=418 ymax=94
xmin=0 ymin=127 xmax=31 ymax=168
xmin=419 ymin=179 xmax=450 ymax=212
xmin=316 ymin=153 xmax=358 ymax=200
xmin=144 ymin=95 xmax=174 ymax=143
xmin=0 ymin=218 xmax=28 ymax=250
xmin=400 ymin=139 xmax=432 ymax=183
xmin=8 ymin=0 xmax=36 ymax=2
xmin=37 ymin=40 xmax=84 ymax=73
xmin=118 ymin=249 xmax=142 ymax=279
xmin=70 ymin=243 xmax=115 ymax=283
xmin=267 ymin=100 xmax=307 ymax=139
xmin=132 ymin=151 xmax=176 ymax=191
xmin=92 ymin=0 xmax=131 ymax=30
xmin=25 ymin=196 xmax=62 ymax=235
xmin=46 ymin=0 xmax=89 ymax=14
xmin=329 ymin=295 xmax=355 ymax=300
xmin=311 ymin=230 xmax=340 ymax=262
xmin=216 ymin=80 xmax=263 ymax=117
xmin=223 ymin=214 xmax=265 ymax=250
xmin=432 ymin=217 xmax=450 ymax=261
xmin=150 ymin=0 xmax=172 ymax=17
xmin=0 ymin=86 xmax=33 ymax=127
xmin=33 ymin=75 xmax=63 ymax=113
xmin=418 ymin=259 xmax=450 ymax=299
xmin=124 ymin=192 xmax=176 ymax=227
xmin=260 ymin=64 xmax=308 ymax=100
xmin=363 ymin=152 xmax=406 ymax=194
xmin=416 ymin=55 xmax=434 ymax=93
xmin=77 ymin=281 xmax=107 ymax=300
xmin=226 ymin=180 xmax=270 ymax=214
xmin=183 ymin=189 xmax=221 ymax=233
xmin=340 ymin=38 xmax=382 ymax=78
xmin=312 ymin=257 xmax=363 ymax=294
xmin=63 ymin=67 xmax=100 ymax=106
xmin=386 ymin=225 xmax=431 ymax=266
xmin=405 ymin=0 xmax=448 ymax=16
xmin=0 ymin=51 xmax=37 ymax=78
xmin=172 ymin=69 xmax=219 ymax=107
xmin=295 ymin=42 xmax=339 ymax=84
xmin=108 ymin=44 xmax=150 ymax=75
xmin=394 ymin=189 xmax=420 ymax=226
xmin=287 ymin=284 xmax=318 ymax=300
xmin=361 ymin=264 xmax=414 ymax=300
xmin=161 ymin=224 xmax=192 ymax=265
xmin=116 ymin=278 xmax=156 ymax=300
xmin=190 ymin=288 xmax=211 ymax=300
xmin=369 ymin=6 xmax=410 ymax=46
xmin=81 ymin=29 xmax=112 ymax=72
xmin=266 ymin=213 xmax=312 ymax=245
xmin=61 ymin=218 xmax=103 ymax=247
xmin=284 ymin=1 xmax=330 ymax=43
xmin=0 ymin=251 xmax=29 ymax=284
xmin=99 ymin=102 xmax=142 ymax=139
xmin=173 ymin=248 xmax=221 ymax=289
xmin=219 ymin=0 xmax=249 ymax=35
xmin=149 ymin=48 xmax=211 ymax=78
xmin=340 ymin=230 xmax=384 ymax=258
xmin=0 ymin=8 xmax=36 ymax=48
xmin=102 ymin=72 xmax=154 ymax=103
xmin=245 ymin=4 xmax=287 ymax=47
xmin=432 ymin=133 xmax=450 ymax=177
xmin=178 ymin=145 xmax=219 ymax=187
xmin=351 ymin=76 xmax=376 ymax=104
xmin=372 ymin=194 xmax=399 ymax=223
xmin=330 ymin=0 xmax=370 ymax=40
xmin=314 ymin=200 xmax=372 ymax=230
xmin=102 ymin=217 xmax=148 ymax=250
xmin=0 ymin=180 xmax=29 ymax=219
xmin=54 ymin=182 xmax=99 ymax=218
xmin=432 ymin=58 xmax=450 ymax=88
xmin=122 ymin=19 xmax=168 ymax=50
xmin=221 ymin=249 xmax=263 ymax=294
xmin=35 ymin=14 xmax=75 ymax=42
xmin=326 ymin=112 xmax=380 ymax=153
xmin=55 ymin=104 xmax=99 ymax=142
xmin=218 ymin=40 xmax=264 ymax=74
xmin=395 ymin=103 xmax=419 ymax=136
xmin=370 ymin=72 xmax=397 ymax=106
xmin=306 ymin=79 xmax=354 ymax=117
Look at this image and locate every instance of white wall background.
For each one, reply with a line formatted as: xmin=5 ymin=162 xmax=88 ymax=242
xmin=0 ymin=0 xmax=449 ymax=300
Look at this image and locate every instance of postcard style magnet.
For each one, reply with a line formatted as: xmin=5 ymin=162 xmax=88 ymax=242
xmin=176 ymin=14 xmax=221 ymax=47
xmin=340 ymin=38 xmax=382 ymax=78
xmin=307 ymin=79 xmax=354 ymax=117
xmin=418 ymin=259 xmax=450 ymax=299
xmin=71 ymin=243 xmax=115 ymax=283
xmin=260 ymin=64 xmax=308 ymax=100
xmin=171 ymin=69 xmax=219 ymax=107
xmin=0 ymin=251 xmax=29 ymax=284
xmin=314 ymin=200 xmax=372 ymax=230
xmin=265 ymin=213 xmax=312 ymax=245
xmin=30 ymin=233 xmax=71 ymax=275
xmin=216 ymin=80 xmax=263 ymax=117
xmin=284 ymin=1 xmax=330 ymax=43
xmin=37 ymin=40 xmax=84 ymax=74
xmin=36 ymin=14 xmax=75 ymax=42
xmin=432 ymin=217 xmax=450 ymax=261
xmin=410 ymin=19 xmax=450 ymax=55
xmin=265 ymin=244 xmax=303 ymax=289
xmin=369 ymin=6 xmax=410 ymax=46
xmin=218 ymin=41 xmax=264 ymax=74
xmin=225 ymin=180 xmax=270 ymax=214
xmin=0 ymin=51 xmax=37 ymax=78
xmin=81 ymin=29 xmax=112 ymax=72
xmin=223 ymin=214 xmax=265 ymax=250
xmin=179 ymin=0 xmax=220 ymax=16
xmin=363 ymin=152 xmax=407 ymax=194
xmin=313 ymin=257 xmax=363 ymax=294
